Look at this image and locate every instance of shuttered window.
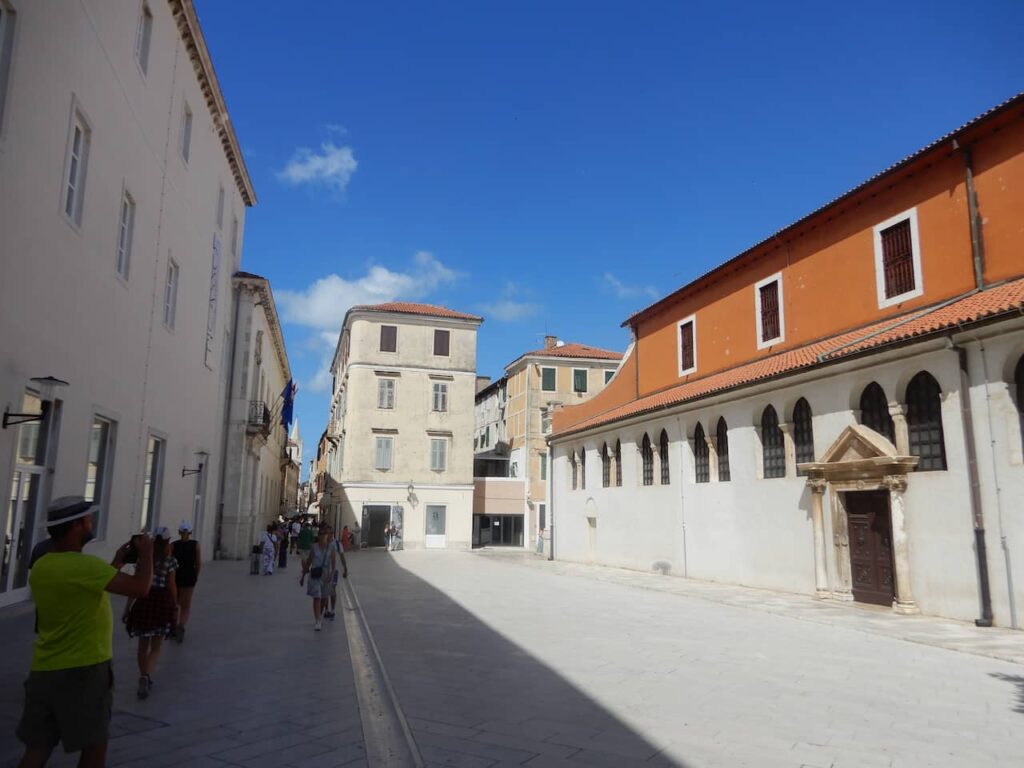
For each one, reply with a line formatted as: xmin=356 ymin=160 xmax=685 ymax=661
xmin=430 ymin=438 xmax=448 ymax=471
xmin=678 ymin=319 xmax=695 ymax=374
xmin=793 ymin=398 xmax=815 ymax=470
xmin=432 ymin=382 xmax=448 ymax=412
xmin=641 ymin=434 xmax=654 ymax=486
xmin=377 ymin=378 xmax=395 ymax=409
xmin=601 ymin=443 xmax=610 ymax=487
xmin=694 ymin=423 xmax=709 ymax=483
xmin=881 ymin=219 xmax=915 ymax=299
xmin=761 ymin=406 xmax=785 ymax=479
xmin=906 ymin=371 xmax=947 ymax=471
xmin=859 ymin=382 xmax=895 ymax=444
xmin=759 ymin=280 xmax=781 ymax=343
xmin=380 ymin=325 xmax=397 ymax=352
xmin=374 ymin=437 xmax=393 ymax=470
xmin=433 ymin=329 xmax=450 ymax=356
xmin=573 ymin=369 xmax=588 ymax=393
xmin=716 ymin=418 xmax=730 ymax=482
xmin=541 ymin=367 xmax=556 ymax=391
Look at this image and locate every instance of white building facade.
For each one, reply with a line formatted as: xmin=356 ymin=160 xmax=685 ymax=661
xmin=0 ymin=0 xmax=255 ymax=605
xmin=324 ymin=303 xmax=483 ymax=549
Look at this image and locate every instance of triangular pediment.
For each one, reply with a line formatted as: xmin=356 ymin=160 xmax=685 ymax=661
xmin=818 ymin=424 xmax=898 ymax=464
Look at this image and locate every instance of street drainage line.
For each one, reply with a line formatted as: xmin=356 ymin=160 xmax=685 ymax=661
xmin=340 ymin=578 xmax=424 ymax=768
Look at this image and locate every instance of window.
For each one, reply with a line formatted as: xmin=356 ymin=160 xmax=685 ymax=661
xmin=761 ymin=405 xmax=785 ymax=479
xmin=677 ymin=315 xmax=696 ymax=376
xmin=163 ymin=258 xmax=179 ymax=329
xmin=63 ymin=111 xmax=91 ymax=225
xmin=570 ymin=452 xmax=577 ymax=490
xmin=433 ymin=329 xmax=450 ymax=356
xmin=906 ymin=371 xmax=947 ymax=471
xmin=601 ymin=443 xmax=610 ymax=487
xmin=135 ymin=2 xmax=153 ymax=75
xmin=84 ymin=417 xmax=115 ymax=534
xmin=873 ymin=208 xmax=923 ymax=307
xmin=540 ymin=452 xmax=547 ymax=481
xmin=541 ymin=408 xmax=552 ymax=435
xmin=230 ymin=215 xmax=240 ymax=259
xmin=141 ymin=435 xmax=164 ymax=530
xmin=374 ymin=437 xmax=393 ymax=470
xmin=180 ymin=102 xmax=193 ymax=163
xmin=716 ymin=418 xmax=730 ymax=482
xmin=694 ymin=423 xmax=709 ymax=483
xmin=755 ymin=273 xmax=784 ymax=347
xmin=604 ymin=370 xmax=615 ymax=385
xmin=541 ymin=367 xmax=556 ymax=392
xmin=484 ymin=426 xmax=490 ymax=447
xmin=377 ymin=378 xmax=395 ymax=409
xmin=426 ymin=504 xmax=446 ymax=536
xmin=573 ymin=369 xmax=588 ymax=393
xmin=859 ymin=382 xmax=895 ymax=444
xmin=579 ymin=448 xmax=585 ymax=489
xmin=216 ymin=185 xmax=225 ymax=230
xmin=379 ymin=325 xmax=397 ymax=352
xmin=429 ymin=438 xmax=448 ymax=472
xmin=614 ymin=440 xmax=622 ymax=487
xmin=793 ymin=398 xmax=815 ymax=470
xmin=641 ymin=434 xmax=654 ymax=486
xmin=432 ymin=382 xmax=448 ymax=412
xmin=116 ymin=191 xmax=136 ymax=280
xmin=659 ymin=430 xmax=670 ymax=485
xmin=0 ymin=2 xmax=16 ymax=132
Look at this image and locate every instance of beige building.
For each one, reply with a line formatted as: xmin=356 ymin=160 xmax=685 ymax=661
xmin=0 ymin=0 xmax=254 ymax=605
xmin=323 ymin=303 xmax=483 ymax=549
xmin=473 ymin=337 xmax=622 ymax=550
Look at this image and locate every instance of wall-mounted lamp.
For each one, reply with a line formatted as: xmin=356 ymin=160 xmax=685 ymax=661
xmin=182 ymin=451 xmax=210 ymax=478
xmin=2 ymin=376 xmax=69 ymax=429
xmin=406 ymin=481 xmax=418 ymax=507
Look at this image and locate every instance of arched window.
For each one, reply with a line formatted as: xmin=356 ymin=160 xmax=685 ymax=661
xmin=579 ymin=448 xmax=586 ymax=489
xmin=761 ymin=405 xmax=785 ymax=478
xmin=601 ymin=443 xmax=610 ymax=488
xmin=793 ymin=398 xmax=815 ymax=471
xmin=570 ymin=452 xmax=577 ymax=490
xmin=860 ymin=382 xmax=895 ymax=444
xmin=641 ymin=434 xmax=654 ymax=486
xmin=906 ymin=371 xmax=946 ymax=471
xmin=716 ymin=418 xmax=730 ymax=482
xmin=659 ymin=430 xmax=670 ymax=485
xmin=693 ymin=423 xmax=709 ymax=483
xmin=614 ymin=440 xmax=622 ymax=487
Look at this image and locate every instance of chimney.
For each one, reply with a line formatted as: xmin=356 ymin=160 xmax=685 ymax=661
xmin=544 ymin=335 xmax=558 ymax=349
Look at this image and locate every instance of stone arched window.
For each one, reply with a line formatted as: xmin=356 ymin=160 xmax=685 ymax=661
xmin=614 ymin=440 xmax=622 ymax=487
xmin=570 ymin=452 xmax=577 ymax=490
xmin=641 ymin=434 xmax=654 ymax=486
xmin=906 ymin=371 xmax=946 ymax=471
xmin=601 ymin=443 xmax=610 ymax=488
xmin=579 ymin=448 xmax=586 ymax=489
xmin=859 ymin=382 xmax=895 ymax=444
xmin=761 ymin=405 xmax=785 ymax=479
xmin=716 ymin=418 xmax=730 ymax=482
xmin=659 ymin=430 xmax=670 ymax=485
xmin=693 ymin=423 xmax=709 ymax=483
xmin=793 ymin=397 xmax=815 ymax=471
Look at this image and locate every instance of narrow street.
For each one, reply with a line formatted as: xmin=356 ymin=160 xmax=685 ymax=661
xmin=1 ymin=550 xmax=1022 ymax=767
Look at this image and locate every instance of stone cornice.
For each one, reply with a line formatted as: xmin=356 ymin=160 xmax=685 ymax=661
xmin=234 ymin=275 xmax=290 ymax=380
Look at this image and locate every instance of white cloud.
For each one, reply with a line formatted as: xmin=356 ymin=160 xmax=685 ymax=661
xmin=479 ymin=300 xmax=541 ymax=322
xmin=602 ymin=272 xmax=658 ymax=300
xmin=278 ymin=142 xmax=357 ymax=193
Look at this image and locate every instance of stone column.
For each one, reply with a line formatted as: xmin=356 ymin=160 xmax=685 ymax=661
xmin=889 ymin=403 xmax=910 ymax=455
xmin=705 ymin=434 xmax=719 ymax=483
xmin=831 ymin=489 xmax=853 ymax=601
xmin=779 ymin=422 xmax=796 ymax=477
xmin=885 ymin=474 xmax=919 ymax=614
xmin=807 ymin=477 xmax=830 ymax=598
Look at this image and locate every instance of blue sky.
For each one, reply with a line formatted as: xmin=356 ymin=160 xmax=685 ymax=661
xmin=195 ymin=0 xmax=1024 ymax=474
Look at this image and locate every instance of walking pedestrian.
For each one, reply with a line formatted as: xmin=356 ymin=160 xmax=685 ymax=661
xmin=290 ymin=519 xmax=301 ymax=553
xmin=323 ymin=528 xmax=348 ymax=620
xmin=171 ymin=521 xmax=200 ymax=643
xmin=277 ymin=523 xmax=289 ymax=570
xmin=300 ymin=527 xmax=336 ymax=631
xmin=17 ymin=497 xmax=152 ymax=767
xmin=259 ymin=524 xmax=277 ymax=575
xmin=383 ymin=523 xmax=391 ymax=550
xmin=390 ymin=524 xmax=401 ymax=551
xmin=297 ymin=521 xmax=314 ymax=559
xmin=124 ymin=527 xmax=178 ymax=699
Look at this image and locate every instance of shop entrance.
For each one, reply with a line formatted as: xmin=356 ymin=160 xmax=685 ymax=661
xmin=362 ymin=505 xmax=391 ymax=548
xmin=844 ymin=490 xmax=896 ymax=607
xmin=474 ymin=515 xmax=523 ymax=547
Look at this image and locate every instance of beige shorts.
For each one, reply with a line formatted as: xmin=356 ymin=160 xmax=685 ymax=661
xmin=17 ymin=661 xmax=113 ymax=752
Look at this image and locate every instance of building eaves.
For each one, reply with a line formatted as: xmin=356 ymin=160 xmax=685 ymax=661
xmin=233 ymin=272 xmax=291 ymax=381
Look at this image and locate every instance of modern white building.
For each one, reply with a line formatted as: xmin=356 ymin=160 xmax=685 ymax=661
xmin=323 ymin=302 xmax=483 ymax=549
xmin=0 ymin=0 xmax=255 ymax=605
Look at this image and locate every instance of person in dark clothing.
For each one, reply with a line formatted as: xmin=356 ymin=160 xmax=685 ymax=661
xmin=171 ymin=521 xmax=200 ymax=643
xmin=277 ymin=524 xmax=289 ymax=570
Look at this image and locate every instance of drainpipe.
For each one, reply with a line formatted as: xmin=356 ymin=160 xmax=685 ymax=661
xmin=953 ymin=139 xmax=985 ymax=290
xmin=548 ymin=439 xmax=555 ymax=561
xmin=674 ymin=414 xmax=689 ymax=578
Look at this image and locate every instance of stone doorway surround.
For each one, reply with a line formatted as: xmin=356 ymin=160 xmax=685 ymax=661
xmin=799 ymin=425 xmax=920 ymax=614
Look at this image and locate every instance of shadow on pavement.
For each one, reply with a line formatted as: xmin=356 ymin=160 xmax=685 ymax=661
xmin=350 ymin=549 xmax=688 ymax=767
xmin=989 ymin=672 xmax=1024 ymax=715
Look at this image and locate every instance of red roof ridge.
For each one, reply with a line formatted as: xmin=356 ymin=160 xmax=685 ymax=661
xmin=350 ymin=302 xmax=483 ymax=322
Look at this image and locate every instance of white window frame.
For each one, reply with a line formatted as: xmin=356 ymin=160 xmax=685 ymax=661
xmin=163 ymin=257 xmax=179 ymax=330
xmin=604 ymin=369 xmax=615 ymax=385
xmin=377 ymin=378 xmax=395 ymax=409
xmin=572 ymin=368 xmax=588 ymax=394
xmin=754 ymin=271 xmax=785 ymax=349
xmin=677 ymin=314 xmax=697 ymax=376
xmin=140 ymin=432 xmax=165 ymax=531
xmin=429 ymin=437 xmax=448 ymax=472
xmin=115 ymin=188 xmax=135 ymax=281
xmin=432 ymin=382 xmax=448 ymax=412
xmin=83 ymin=415 xmax=117 ymax=540
xmin=134 ymin=1 xmax=153 ymax=76
xmin=62 ymin=106 xmax=91 ymax=227
xmin=541 ymin=367 xmax=557 ymax=392
xmin=374 ymin=436 xmax=393 ymax=471
xmin=0 ymin=1 xmax=17 ymax=136
xmin=179 ymin=101 xmax=193 ymax=164
xmin=873 ymin=207 xmax=924 ymax=309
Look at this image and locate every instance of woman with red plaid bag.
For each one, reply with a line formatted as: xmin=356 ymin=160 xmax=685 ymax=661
xmin=125 ymin=527 xmax=178 ymax=699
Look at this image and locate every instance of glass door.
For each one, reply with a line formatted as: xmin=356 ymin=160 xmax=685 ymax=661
xmin=2 ymin=394 xmax=47 ymax=606
xmin=424 ymin=504 xmax=446 ymax=549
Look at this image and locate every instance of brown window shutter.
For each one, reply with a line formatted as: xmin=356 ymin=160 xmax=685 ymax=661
xmin=434 ymin=329 xmax=450 ymax=356
xmin=380 ymin=325 xmax=397 ymax=352
xmin=759 ymin=281 xmax=780 ymax=342
xmin=881 ymin=219 xmax=915 ymax=298
xmin=680 ymin=322 xmax=694 ymax=371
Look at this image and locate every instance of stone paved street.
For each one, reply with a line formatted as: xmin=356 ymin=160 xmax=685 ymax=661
xmin=1 ymin=549 xmax=1023 ymax=767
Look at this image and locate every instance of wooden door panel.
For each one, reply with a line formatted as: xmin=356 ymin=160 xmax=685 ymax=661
xmin=845 ymin=491 xmax=895 ymax=607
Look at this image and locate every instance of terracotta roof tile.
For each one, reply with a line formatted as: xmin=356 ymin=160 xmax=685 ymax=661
xmin=522 ymin=343 xmax=623 ymax=360
xmin=350 ymin=302 xmax=483 ymax=321
xmin=554 ymin=279 xmax=1024 ymax=439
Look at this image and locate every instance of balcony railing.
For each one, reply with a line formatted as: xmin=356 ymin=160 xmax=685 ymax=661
xmin=246 ymin=400 xmax=272 ymax=437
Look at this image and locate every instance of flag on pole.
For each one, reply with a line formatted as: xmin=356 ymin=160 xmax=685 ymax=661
xmin=280 ymin=379 xmax=296 ymax=431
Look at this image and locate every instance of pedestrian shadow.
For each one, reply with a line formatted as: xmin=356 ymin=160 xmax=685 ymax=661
xmin=349 ymin=550 xmax=692 ymax=767
xmin=989 ymin=672 xmax=1024 ymax=715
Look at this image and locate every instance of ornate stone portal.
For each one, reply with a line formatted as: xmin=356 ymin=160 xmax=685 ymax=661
xmin=799 ymin=424 xmax=920 ymax=614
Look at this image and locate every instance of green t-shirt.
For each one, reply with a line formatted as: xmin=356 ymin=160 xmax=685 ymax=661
xmin=30 ymin=552 xmax=117 ymax=671
xmin=298 ymin=527 xmax=314 ymax=549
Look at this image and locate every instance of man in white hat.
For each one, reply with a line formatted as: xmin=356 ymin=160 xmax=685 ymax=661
xmin=16 ymin=496 xmax=155 ymax=768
